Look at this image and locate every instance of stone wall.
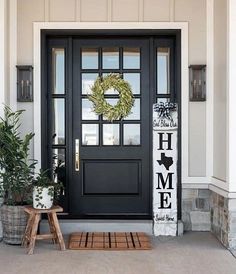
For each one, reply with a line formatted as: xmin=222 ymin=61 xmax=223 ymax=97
xmin=182 ymin=189 xmax=211 ymax=231
xmin=210 ymin=192 xmax=236 ymax=249
xmin=182 ymin=188 xmax=236 ymax=249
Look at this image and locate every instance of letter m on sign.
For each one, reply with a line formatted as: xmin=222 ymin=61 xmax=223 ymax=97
xmin=156 ymin=173 xmax=174 ymax=190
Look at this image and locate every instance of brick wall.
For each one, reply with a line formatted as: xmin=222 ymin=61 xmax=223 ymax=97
xmin=182 ymin=189 xmax=211 ymax=231
xmin=210 ymin=192 xmax=236 ymax=249
xmin=182 ymin=188 xmax=236 ymax=249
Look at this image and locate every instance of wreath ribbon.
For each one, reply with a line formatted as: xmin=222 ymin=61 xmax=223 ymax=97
xmin=154 ymin=102 xmax=177 ymax=121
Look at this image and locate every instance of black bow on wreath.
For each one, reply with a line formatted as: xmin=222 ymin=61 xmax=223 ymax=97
xmin=154 ymin=102 xmax=177 ymax=121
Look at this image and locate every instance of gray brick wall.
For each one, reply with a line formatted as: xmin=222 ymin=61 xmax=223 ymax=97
xmin=182 ymin=188 xmax=236 ymax=249
xmin=182 ymin=189 xmax=211 ymax=231
xmin=210 ymin=192 xmax=236 ymax=249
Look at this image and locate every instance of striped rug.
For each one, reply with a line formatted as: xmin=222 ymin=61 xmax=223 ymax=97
xmin=68 ymin=232 xmax=151 ymax=250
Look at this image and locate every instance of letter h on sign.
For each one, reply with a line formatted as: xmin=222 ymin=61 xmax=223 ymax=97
xmin=158 ymin=133 xmax=173 ymax=150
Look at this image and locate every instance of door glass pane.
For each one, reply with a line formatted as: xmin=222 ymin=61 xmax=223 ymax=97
xmin=52 ymin=98 xmax=65 ymax=145
xmin=103 ymin=124 xmax=120 ymax=145
xmin=124 ymin=99 xmax=140 ymax=120
xmin=123 ymin=73 xmax=140 ymax=94
xmin=157 ymin=48 xmax=170 ymax=94
xmin=102 ymin=99 xmax=119 ymax=120
xmin=123 ymin=48 xmax=140 ymax=69
xmin=82 ymin=124 xmax=99 ymax=145
xmin=82 ymin=73 xmax=98 ymax=95
xmin=52 ymin=48 xmax=65 ymax=94
xmin=82 ymin=99 xmax=98 ymax=120
xmin=82 ymin=48 xmax=98 ymax=69
xmin=123 ymin=124 xmax=140 ymax=145
xmin=52 ymin=148 xmax=66 ymax=189
xmin=102 ymin=47 xmax=119 ymax=69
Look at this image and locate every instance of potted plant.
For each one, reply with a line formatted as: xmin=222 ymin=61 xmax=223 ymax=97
xmin=0 ymin=106 xmax=36 ymax=244
xmin=33 ymin=169 xmax=63 ymax=209
xmin=0 ymin=185 xmax=4 ymax=241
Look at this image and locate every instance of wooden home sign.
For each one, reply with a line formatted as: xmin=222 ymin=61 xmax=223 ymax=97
xmin=153 ymin=103 xmax=178 ymax=236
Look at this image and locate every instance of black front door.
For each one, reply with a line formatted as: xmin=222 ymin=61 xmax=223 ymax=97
xmin=44 ymin=34 xmax=177 ymax=219
xmin=71 ymin=39 xmax=150 ymax=217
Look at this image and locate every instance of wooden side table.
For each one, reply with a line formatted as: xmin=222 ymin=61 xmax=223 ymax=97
xmin=22 ymin=205 xmax=66 ymax=255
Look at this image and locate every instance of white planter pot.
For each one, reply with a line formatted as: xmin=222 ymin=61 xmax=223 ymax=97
xmin=33 ymin=186 xmax=54 ymax=209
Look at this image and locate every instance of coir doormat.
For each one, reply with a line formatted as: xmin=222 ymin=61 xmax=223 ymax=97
xmin=68 ymin=232 xmax=151 ymax=250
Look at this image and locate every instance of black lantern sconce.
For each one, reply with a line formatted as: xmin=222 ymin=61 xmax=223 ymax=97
xmin=16 ymin=65 xmax=33 ymax=102
xmin=189 ymin=65 xmax=206 ymax=101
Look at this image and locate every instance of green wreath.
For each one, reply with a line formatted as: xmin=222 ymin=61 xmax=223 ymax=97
xmin=88 ymin=74 xmax=134 ymax=121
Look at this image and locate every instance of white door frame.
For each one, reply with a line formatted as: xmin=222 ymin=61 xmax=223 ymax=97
xmin=33 ymin=21 xmax=189 ymax=184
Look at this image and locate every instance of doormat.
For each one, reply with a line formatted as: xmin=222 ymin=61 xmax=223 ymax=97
xmin=68 ymin=232 xmax=152 ymax=250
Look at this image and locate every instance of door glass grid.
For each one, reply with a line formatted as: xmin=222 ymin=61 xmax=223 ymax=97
xmin=51 ymin=48 xmax=66 ymax=146
xmin=50 ymin=47 xmax=67 ymax=190
xmin=81 ymin=46 xmax=141 ymax=146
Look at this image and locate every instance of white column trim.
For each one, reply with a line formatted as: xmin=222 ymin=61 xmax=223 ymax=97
xmin=206 ymin=0 xmax=214 ymax=181
xmin=211 ymin=176 xmax=228 ymax=191
xmin=227 ymin=0 xmax=236 ymax=192
xmin=34 ymin=23 xmax=42 ymax=172
xmin=0 ymin=0 xmax=7 ymax=116
xmin=9 ymin=0 xmax=17 ymax=111
xmin=181 ymin=22 xmax=189 ymax=185
xmin=33 ymin=22 xmax=189 ymax=180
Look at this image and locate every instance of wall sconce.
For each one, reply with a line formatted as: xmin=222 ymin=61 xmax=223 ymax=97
xmin=16 ymin=65 xmax=33 ymax=102
xmin=189 ymin=65 xmax=206 ymax=101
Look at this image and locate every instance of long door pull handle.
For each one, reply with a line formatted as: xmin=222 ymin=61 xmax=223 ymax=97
xmin=75 ymin=139 xmax=80 ymax=171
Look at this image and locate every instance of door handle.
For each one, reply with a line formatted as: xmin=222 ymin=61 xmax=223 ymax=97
xmin=75 ymin=139 xmax=80 ymax=171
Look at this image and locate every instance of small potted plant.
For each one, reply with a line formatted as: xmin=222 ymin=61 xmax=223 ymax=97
xmin=0 ymin=106 xmax=36 ymax=244
xmin=33 ymin=169 xmax=63 ymax=209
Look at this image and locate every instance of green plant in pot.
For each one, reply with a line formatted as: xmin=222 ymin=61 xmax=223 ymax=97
xmin=0 ymin=106 xmax=36 ymax=244
xmin=33 ymin=169 xmax=63 ymax=209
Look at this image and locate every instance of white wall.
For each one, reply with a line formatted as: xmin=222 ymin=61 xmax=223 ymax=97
xmin=16 ymin=0 xmax=207 ymax=177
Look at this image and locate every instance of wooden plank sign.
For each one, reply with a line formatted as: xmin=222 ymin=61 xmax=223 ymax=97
xmin=153 ymin=102 xmax=178 ymax=236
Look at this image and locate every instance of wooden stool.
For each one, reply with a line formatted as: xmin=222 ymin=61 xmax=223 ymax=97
xmin=22 ymin=205 xmax=66 ymax=255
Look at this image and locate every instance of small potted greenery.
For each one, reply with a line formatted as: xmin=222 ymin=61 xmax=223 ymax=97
xmin=0 ymin=106 xmax=36 ymax=244
xmin=33 ymin=169 xmax=63 ymax=209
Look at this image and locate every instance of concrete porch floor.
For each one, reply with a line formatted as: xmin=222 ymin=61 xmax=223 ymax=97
xmin=0 ymin=232 xmax=236 ymax=274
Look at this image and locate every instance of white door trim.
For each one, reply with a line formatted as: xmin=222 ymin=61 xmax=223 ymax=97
xmin=0 ymin=0 xmax=7 ymax=116
xmin=227 ymin=0 xmax=236 ymax=192
xmin=33 ymin=22 xmax=189 ymax=184
xmin=9 ymin=0 xmax=17 ymax=111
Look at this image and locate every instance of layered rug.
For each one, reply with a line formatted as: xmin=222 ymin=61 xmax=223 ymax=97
xmin=68 ymin=232 xmax=152 ymax=250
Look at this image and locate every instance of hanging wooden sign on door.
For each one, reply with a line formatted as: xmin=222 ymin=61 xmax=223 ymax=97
xmin=153 ymin=102 xmax=178 ymax=236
